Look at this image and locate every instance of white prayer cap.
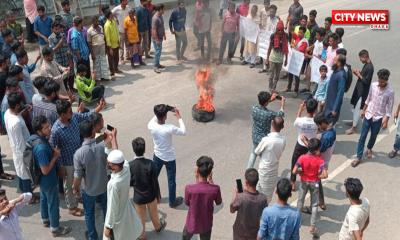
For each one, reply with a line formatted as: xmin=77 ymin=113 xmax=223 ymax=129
xmin=107 ymin=150 xmax=125 ymax=164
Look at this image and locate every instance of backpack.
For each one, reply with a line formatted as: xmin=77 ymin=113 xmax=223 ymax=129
xmin=23 ymin=135 xmax=44 ymax=186
xmin=344 ymin=63 xmax=353 ymax=92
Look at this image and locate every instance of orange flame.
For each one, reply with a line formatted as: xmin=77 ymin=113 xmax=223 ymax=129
xmin=195 ymin=66 xmax=215 ymax=112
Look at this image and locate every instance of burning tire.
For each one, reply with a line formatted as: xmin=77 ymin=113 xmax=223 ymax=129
xmin=192 ymin=104 xmax=215 ymax=122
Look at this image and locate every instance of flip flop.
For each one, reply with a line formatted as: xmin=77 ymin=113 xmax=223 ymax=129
xmin=28 ymin=196 xmax=40 ymax=205
xmin=319 ymin=204 xmax=327 ymax=211
xmin=301 ymin=207 xmax=312 ymax=214
xmin=69 ymin=208 xmax=84 ymax=217
xmin=0 ymin=173 xmax=15 ymax=180
xmin=351 ymin=159 xmax=361 ymax=168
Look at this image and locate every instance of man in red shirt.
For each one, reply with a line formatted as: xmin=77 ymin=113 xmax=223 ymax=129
xmin=292 ymin=138 xmax=327 ymax=237
xmin=218 ymin=3 xmax=240 ymax=65
xmin=183 ymin=156 xmax=222 ymax=240
xmin=286 ymin=26 xmax=308 ymax=95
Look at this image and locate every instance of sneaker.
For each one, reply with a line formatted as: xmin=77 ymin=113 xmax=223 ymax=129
xmin=169 ymin=196 xmax=183 ymax=208
xmin=52 ymin=226 xmax=71 ymax=237
xmin=388 ymin=150 xmax=398 ymax=158
xmin=155 ymin=217 xmax=167 ymax=233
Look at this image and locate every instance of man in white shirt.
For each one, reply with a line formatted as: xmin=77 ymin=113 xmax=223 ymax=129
xmin=339 ymin=178 xmax=370 ymax=240
xmin=290 ymin=99 xmax=318 ymax=191
xmin=112 ymin=0 xmax=131 ymax=62
xmin=148 ymin=104 xmax=186 ymax=208
xmin=4 ymin=93 xmax=37 ymax=203
xmin=259 ymin=4 xmax=279 ymax=73
xmin=255 ymin=116 xmax=286 ymax=202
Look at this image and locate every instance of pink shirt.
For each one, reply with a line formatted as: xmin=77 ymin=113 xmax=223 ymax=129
xmin=365 ymin=82 xmax=394 ymax=121
xmin=24 ymin=0 xmax=38 ymax=23
xmin=223 ymin=12 xmax=240 ymax=33
xmin=326 ymin=46 xmax=337 ymax=67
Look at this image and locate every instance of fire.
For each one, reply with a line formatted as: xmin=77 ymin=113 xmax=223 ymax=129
xmin=195 ymin=66 xmax=215 ymax=112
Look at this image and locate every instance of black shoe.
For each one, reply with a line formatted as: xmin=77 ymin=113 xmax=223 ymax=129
xmin=299 ymin=88 xmax=310 ymax=93
xmin=52 ymin=226 xmax=71 ymax=237
xmin=169 ymin=197 xmax=183 ymax=208
xmin=158 ymin=64 xmax=166 ymax=69
xmin=140 ymin=61 xmax=147 ymax=66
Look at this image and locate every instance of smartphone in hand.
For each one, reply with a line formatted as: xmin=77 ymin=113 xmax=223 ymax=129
xmin=236 ymin=179 xmax=243 ymax=193
xmin=107 ymin=124 xmax=114 ymax=131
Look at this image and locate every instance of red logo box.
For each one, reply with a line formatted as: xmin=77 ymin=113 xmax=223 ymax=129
xmin=332 ymin=10 xmax=389 ymax=25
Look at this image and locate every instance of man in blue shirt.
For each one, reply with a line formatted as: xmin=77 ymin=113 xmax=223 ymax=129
xmin=34 ymin=5 xmax=53 ymax=55
xmin=70 ymin=16 xmax=91 ymax=78
xmin=1 ymin=29 xmax=15 ymax=58
xmin=257 ymin=178 xmax=301 ymax=240
xmin=136 ymin=0 xmax=152 ymax=58
xmin=50 ymin=99 xmax=105 ymax=217
xmin=169 ymin=0 xmax=187 ymax=61
xmin=32 ymin=115 xmax=71 ymax=237
xmin=323 ymin=54 xmax=347 ymax=125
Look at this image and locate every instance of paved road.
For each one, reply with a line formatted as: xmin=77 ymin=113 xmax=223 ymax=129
xmin=0 ymin=0 xmax=399 ymax=239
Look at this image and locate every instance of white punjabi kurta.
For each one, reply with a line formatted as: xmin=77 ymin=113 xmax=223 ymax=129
xmin=255 ymin=132 xmax=286 ymax=202
xmin=103 ymin=161 xmax=142 ymax=240
xmin=244 ymin=13 xmax=261 ymax=64
xmin=4 ymin=109 xmax=31 ymax=180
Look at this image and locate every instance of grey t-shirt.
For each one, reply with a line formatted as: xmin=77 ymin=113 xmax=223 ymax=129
xmin=73 ymin=139 xmax=109 ymax=196
xmin=231 ymin=190 xmax=268 ymax=239
xmin=152 ymin=14 xmax=165 ymax=41
xmin=288 ymin=3 xmax=303 ymax=26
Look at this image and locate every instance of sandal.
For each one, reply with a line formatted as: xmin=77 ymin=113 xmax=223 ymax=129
xmin=0 ymin=173 xmax=15 ymax=180
xmin=28 ymin=196 xmax=40 ymax=205
xmin=301 ymin=207 xmax=312 ymax=214
xmin=366 ymin=149 xmax=373 ymax=158
xmin=351 ymin=159 xmax=361 ymax=168
xmin=69 ymin=208 xmax=84 ymax=217
xmin=319 ymin=204 xmax=327 ymax=211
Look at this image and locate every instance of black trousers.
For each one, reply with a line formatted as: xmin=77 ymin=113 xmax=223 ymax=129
xmin=25 ymin=18 xmax=37 ymax=42
xmin=318 ymin=179 xmax=325 ymax=205
xmin=290 ymin=142 xmax=309 ymax=182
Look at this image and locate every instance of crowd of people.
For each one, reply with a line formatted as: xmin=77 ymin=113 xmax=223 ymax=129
xmin=0 ymin=0 xmax=398 ymax=239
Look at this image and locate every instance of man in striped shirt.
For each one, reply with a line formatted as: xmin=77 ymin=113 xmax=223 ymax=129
xmin=352 ymin=68 xmax=394 ymax=167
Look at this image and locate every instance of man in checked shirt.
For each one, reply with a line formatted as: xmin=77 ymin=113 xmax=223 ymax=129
xmin=352 ymin=68 xmax=394 ymax=167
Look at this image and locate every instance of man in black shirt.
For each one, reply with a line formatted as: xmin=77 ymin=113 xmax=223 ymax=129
xmin=347 ymin=50 xmax=374 ymax=135
xmin=129 ymin=137 xmax=166 ymax=239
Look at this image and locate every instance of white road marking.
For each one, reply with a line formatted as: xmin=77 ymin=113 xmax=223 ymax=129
xmin=290 ymin=124 xmax=397 ymax=206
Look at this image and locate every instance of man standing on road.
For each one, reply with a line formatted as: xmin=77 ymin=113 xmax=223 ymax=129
xmin=231 ymin=168 xmax=268 ymax=240
xmin=352 ymin=69 xmax=394 ymax=167
xmin=103 ymin=150 xmax=142 ymax=240
xmin=266 ymin=20 xmax=288 ymax=91
xmin=73 ymin=120 xmax=118 ymax=240
xmin=323 ymin=54 xmax=347 ymax=125
xmin=152 ymin=4 xmax=167 ymax=74
xmin=136 ymin=0 xmax=152 ymax=59
xmin=255 ymin=117 xmax=286 ymax=202
xmin=50 ymin=99 xmax=105 ymax=217
xmin=130 ymin=137 xmax=166 ymax=239
xmin=104 ymin=10 xmax=121 ymax=77
xmin=217 ymin=2 xmax=240 ymax=65
xmin=4 ymin=93 xmax=37 ymax=203
xmin=257 ymin=178 xmax=301 ymax=240
xmin=32 ymin=115 xmax=71 ymax=237
xmin=347 ymin=50 xmax=374 ymax=135
xmin=339 ymin=178 xmax=370 ymax=240
xmin=169 ymin=0 xmax=188 ymax=62
xmin=112 ymin=0 xmax=131 ymax=63
xmin=259 ymin=4 xmax=279 ymax=74
xmin=147 ymin=104 xmax=186 ymax=208
xmin=34 ymin=5 xmax=53 ymax=56
xmin=290 ymin=99 xmax=318 ymax=191
xmin=388 ymin=103 xmax=400 ymax=158
xmin=61 ymin=0 xmax=75 ymax=31
xmin=247 ymin=91 xmax=285 ymax=169
xmin=286 ymin=0 xmax=303 ymax=31
xmin=70 ymin=17 xmax=91 ymax=78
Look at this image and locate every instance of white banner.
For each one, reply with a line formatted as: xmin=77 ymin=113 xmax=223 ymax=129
xmin=257 ymin=30 xmax=272 ymax=59
xmin=239 ymin=16 xmax=260 ymax=44
xmin=283 ymin=48 xmax=305 ymax=77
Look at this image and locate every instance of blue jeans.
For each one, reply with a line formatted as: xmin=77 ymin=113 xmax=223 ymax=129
xmin=152 ymin=41 xmax=163 ymax=68
xmin=153 ymin=155 xmax=176 ymax=205
xmin=82 ymin=191 xmax=107 ymax=240
xmin=19 ymin=178 xmax=32 ymax=193
xmin=394 ymin=135 xmax=400 ymax=151
xmin=356 ymin=118 xmax=382 ymax=159
xmin=40 ymin=184 xmax=60 ymax=231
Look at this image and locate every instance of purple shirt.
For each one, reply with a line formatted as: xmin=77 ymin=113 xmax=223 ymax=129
xmin=184 ymin=182 xmax=222 ymax=234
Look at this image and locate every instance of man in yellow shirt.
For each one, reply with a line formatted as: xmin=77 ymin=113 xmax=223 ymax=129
xmin=104 ymin=10 xmax=121 ymax=76
xmin=124 ymin=10 xmax=145 ymax=68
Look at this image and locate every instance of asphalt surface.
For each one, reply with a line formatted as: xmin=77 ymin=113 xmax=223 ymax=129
xmin=0 ymin=0 xmax=399 ymax=239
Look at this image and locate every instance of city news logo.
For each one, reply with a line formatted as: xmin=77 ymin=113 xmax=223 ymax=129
xmin=332 ymin=10 xmax=389 ymax=30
